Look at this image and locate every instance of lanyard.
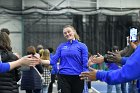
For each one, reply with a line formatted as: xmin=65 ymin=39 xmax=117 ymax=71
xmin=83 ymin=77 xmax=89 ymax=93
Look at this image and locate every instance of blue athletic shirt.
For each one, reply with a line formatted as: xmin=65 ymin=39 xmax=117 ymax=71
xmin=50 ymin=40 xmax=88 ymax=75
xmin=50 ymin=53 xmax=58 ymax=74
xmin=96 ymin=44 xmax=140 ymax=85
xmin=0 ymin=63 xmax=10 ymax=73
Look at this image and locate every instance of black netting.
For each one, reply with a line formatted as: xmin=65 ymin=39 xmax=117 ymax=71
xmin=23 ymin=14 xmax=139 ymax=55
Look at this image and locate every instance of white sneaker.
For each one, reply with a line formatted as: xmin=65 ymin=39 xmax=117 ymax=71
xmin=88 ymin=89 xmax=93 ymax=93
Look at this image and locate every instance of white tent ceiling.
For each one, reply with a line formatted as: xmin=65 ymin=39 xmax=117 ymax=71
xmin=0 ymin=0 xmax=140 ymax=15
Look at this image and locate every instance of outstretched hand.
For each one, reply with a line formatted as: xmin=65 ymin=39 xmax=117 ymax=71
xmin=19 ymin=55 xmax=40 ymax=66
xmin=106 ymin=51 xmax=122 ymax=64
xmin=80 ymin=67 xmax=98 ymax=81
xmin=9 ymin=55 xmax=40 ymax=71
xmin=90 ymin=53 xmax=104 ymax=64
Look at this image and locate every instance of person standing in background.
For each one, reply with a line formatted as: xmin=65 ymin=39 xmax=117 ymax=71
xmin=36 ymin=45 xmax=44 ymax=54
xmin=0 ymin=28 xmax=39 ymax=73
xmin=0 ymin=31 xmax=19 ymax=93
xmin=1 ymin=28 xmax=10 ymax=35
xmin=21 ymin=46 xmax=44 ymax=93
xmin=105 ymin=46 xmax=121 ymax=93
xmin=39 ymin=49 xmax=51 ymax=92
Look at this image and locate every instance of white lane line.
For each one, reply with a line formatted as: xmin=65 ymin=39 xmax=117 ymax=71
xmin=91 ymin=87 xmax=100 ymax=93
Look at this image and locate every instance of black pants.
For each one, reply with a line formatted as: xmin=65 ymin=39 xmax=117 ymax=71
xmin=88 ymin=81 xmax=91 ymax=89
xmin=58 ymin=74 xmax=84 ymax=93
xmin=26 ymin=89 xmax=41 ymax=93
xmin=48 ymin=74 xmax=56 ymax=93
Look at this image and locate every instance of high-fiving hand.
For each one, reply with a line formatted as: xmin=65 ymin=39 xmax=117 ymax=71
xmin=80 ymin=67 xmax=98 ymax=81
xmin=89 ymin=53 xmax=104 ymax=64
xmin=106 ymin=51 xmax=122 ymax=64
xmin=19 ymin=55 xmax=40 ymax=66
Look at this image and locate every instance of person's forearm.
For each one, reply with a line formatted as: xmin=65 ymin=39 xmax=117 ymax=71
xmin=96 ymin=57 xmax=140 ymax=85
xmin=8 ymin=60 xmax=22 ymax=70
xmin=41 ymin=60 xmax=50 ymax=65
xmin=130 ymin=42 xmax=137 ymax=49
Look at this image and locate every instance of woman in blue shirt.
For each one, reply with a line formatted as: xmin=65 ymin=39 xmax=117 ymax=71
xmin=41 ymin=25 xmax=88 ymax=93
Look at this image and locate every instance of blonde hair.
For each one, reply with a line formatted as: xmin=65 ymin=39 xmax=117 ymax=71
xmin=40 ymin=49 xmax=50 ymax=60
xmin=63 ymin=25 xmax=80 ymax=41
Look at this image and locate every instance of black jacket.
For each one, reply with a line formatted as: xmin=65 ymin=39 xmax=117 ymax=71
xmin=0 ymin=50 xmax=19 ymax=93
xmin=21 ymin=63 xmax=44 ymax=90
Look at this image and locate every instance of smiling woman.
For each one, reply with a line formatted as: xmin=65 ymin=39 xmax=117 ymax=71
xmin=63 ymin=25 xmax=80 ymax=41
xmin=49 ymin=25 xmax=88 ymax=93
xmin=40 ymin=25 xmax=89 ymax=93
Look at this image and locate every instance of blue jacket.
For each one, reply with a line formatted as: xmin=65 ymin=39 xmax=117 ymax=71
xmin=50 ymin=40 xmax=88 ymax=75
xmin=0 ymin=63 xmax=10 ymax=73
xmin=121 ymin=57 xmax=128 ymax=65
xmin=96 ymin=44 xmax=140 ymax=85
xmin=106 ymin=63 xmax=120 ymax=70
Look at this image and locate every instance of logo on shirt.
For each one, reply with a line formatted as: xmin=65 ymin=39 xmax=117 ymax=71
xmin=62 ymin=46 xmax=68 ymax=49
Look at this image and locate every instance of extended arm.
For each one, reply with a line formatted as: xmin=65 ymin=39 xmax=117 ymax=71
xmin=80 ymin=45 xmax=140 ymax=84
xmin=97 ymin=45 xmax=140 ymax=84
xmin=0 ymin=55 xmax=39 ymax=73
